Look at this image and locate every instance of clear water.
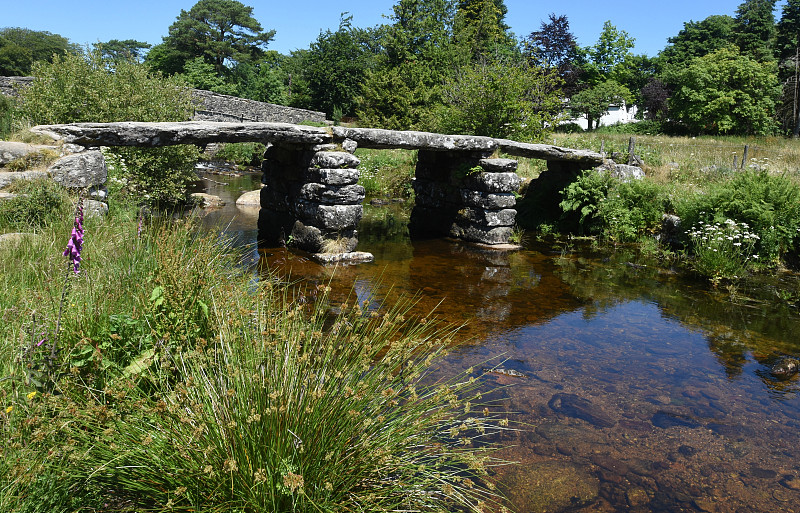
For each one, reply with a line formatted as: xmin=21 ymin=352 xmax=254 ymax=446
xmin=200 ymin=170 xmax=800 ymax=512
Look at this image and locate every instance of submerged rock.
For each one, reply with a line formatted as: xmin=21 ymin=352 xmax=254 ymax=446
xmin=548 ymin=393 xmax=616 ymax=428
xmin=501 ymin=460 xmax=599 ymax=512
xmin=770 ymin=358 xmax=799 ymax=380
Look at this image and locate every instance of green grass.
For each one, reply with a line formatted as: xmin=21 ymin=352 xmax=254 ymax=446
xmin=1 ymin=201 xmax=512 ymax=512
xmin=356 ymin=148 xmax=417 ymax=198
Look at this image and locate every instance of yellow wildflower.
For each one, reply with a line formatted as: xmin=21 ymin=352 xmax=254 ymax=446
xmin=27 ymin=391 xmax=37 ymax=400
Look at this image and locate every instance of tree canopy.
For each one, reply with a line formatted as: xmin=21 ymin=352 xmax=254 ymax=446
xmin=0 ymin=27 xmax=78 ymax=76
xmin=666 ymin=46 xmax=780 ymax=134
xmin=146 ymin=0 xmax=275 ymax=77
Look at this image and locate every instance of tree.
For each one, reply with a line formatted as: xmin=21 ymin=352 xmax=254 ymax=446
xmin=231 ymin=51 xmax=288 ymax=104
xmin=588 ymin=21 xmax=635 ymax=81
xmin=525 ymin=14 xmax=581 ymax=95
xmin=666 ymin=46 xmax=780 ymax=135
xmin=300 ymin=15 xmax=378 ymax=118
xmin=568 ymin=80 xmax=633 ymax=130
xmin=94 ymin=39 xmax=151 ymax=63
xmin=733 ymin=0 xmax=778 ymax=62
xmin=776 ymin=0 xmax=800 ymax=134
xmin=454 ymin=0 xmax=514 ymax=59
xmin=0 ymin=27 xmax=78 ymax=76
xmin=358 ymin=0 xmax=459 ymax=129
xmin=430 ymin=59 xmax=563 ymax=140
xmin=659 ymin=15 xmax=736 ymax=68
xmin=640 ymin=78 xmax=670 ymax=120
xmin=147 ymin=0 xmax=275 ymax=77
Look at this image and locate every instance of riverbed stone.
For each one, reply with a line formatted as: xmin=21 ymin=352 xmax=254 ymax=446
xmin=502 ymin=461 xmax=599 ymax=512
xmin=236 ymin=189 xmax=262 ymax=206
xmin=300 ymin=183 xmax=365 ymax=205
xmin=548 ymin=393 xmax=616 ymax=428
xmin=47 ymin=150 xmax=107 ymax=188
xmin=191 ymin=193 xmax=225 ymax=208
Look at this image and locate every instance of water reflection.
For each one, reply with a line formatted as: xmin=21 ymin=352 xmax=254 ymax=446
xmin=199 ymin=175 xmax=800 ymax=512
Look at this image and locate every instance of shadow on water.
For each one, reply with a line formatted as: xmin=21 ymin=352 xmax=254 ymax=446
xmin=198 ymin=181 xmax=800 ymax=512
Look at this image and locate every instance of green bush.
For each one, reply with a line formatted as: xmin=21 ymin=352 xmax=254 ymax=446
xmin=429 ymin=60 xmax=563 ymax=142
xmin=559 ymin=170 xmax=614 ymax=235
xmin=676 ymin=169 xmax=800 ymax=264
xmin=0 ymin=178 xmax=70 ymax=231
xmin=17 ymin=50 xmax=198 ymax=205
xmin=597 ymin=178 xmax=670 ymax=242
xmin=560 ymin=171 xmax=669 ymax=242
xmin=214 ymin=142 xmax=266 ymax=167
xmin=105 ymin=145 xmax=200 ymax=206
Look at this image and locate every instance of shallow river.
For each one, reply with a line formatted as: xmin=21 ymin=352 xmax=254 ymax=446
xmin=198 ymin=168 xmax=800 ymax=513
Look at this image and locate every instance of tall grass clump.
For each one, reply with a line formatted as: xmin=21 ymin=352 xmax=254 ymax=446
xmin=2 ymin=213 xmax=511 ymax=512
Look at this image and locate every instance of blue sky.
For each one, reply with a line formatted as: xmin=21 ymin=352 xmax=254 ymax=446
xmin=2 ymin=1 xmax=790 ymax=57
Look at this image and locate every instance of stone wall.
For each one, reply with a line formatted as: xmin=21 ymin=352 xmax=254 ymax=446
xmin=0 ymin=76 xmax=33 ymax=97
xmin=0 ymin=76 xmax=327 ymax=125
xmin=191 ymin=90 xmax=327 ymax=124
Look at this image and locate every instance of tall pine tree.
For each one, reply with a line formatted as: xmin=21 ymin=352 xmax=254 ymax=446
xmin=733 ymin=0 xmax=778 ymax=62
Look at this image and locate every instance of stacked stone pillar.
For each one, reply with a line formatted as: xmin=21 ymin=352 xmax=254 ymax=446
xmin=258 ymin=143 xmax=365 ymax=255
xmin=411 ymin=150 xmax=521 ymax=245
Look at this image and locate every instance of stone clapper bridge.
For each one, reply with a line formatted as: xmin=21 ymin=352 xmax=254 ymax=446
xmin=30 ymin=121 xmax=603 ymax=263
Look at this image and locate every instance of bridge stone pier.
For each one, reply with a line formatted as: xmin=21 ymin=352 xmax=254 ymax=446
xmin=29 ymin=121 xmax=604 ymax=263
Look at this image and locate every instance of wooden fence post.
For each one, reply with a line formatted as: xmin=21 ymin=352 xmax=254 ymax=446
xmin=741 ymin=145 xmax=749 ymax=169
xmin=627 ymin=137 xmax=636 ymax=165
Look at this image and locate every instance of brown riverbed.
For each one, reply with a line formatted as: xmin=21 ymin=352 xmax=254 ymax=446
xmin=200 ymin=170 xmax=800 ymax=513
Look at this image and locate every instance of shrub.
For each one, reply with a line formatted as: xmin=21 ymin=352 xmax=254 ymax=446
xmin=560 ymin=171 xmax=669 ymax=241
xmin=213 ymin=142 xmax=266 ymax=167
xmin=430 ymin=59 xmax=564 ymax=142
xmin=0 ymin=178 xmax=70 ymax=230
xmin=676 ymin=169 xmax=800 ymax=264
xmin=17 ymin=50 xmax=198 ymax=205
xmin=559 ymin=169 xmax=613 ymax=235
xmin=596 ymin=178 xmax=670 ymax=242
xmin=104 ymin=145 xmax=200 ymax=206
